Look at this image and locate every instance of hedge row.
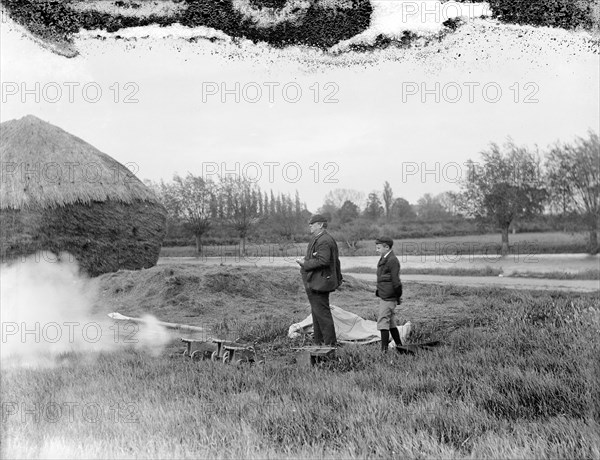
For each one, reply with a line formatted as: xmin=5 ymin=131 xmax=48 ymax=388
xmin=163 ymin=213 xmax=590 ymax=247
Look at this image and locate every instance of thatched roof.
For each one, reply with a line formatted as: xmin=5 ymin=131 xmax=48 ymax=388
xmin=0 ymin=115 xmax=159 ymax=210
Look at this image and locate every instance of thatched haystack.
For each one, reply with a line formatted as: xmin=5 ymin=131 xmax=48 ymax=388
xmin=0 ymin=115 xmax=166 ymax=276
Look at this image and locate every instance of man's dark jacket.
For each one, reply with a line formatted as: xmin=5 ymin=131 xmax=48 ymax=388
xmin=376 ymin=250 xmax=402 ymax=302
xmin=301 ymin=230 xmax=342 ymax=292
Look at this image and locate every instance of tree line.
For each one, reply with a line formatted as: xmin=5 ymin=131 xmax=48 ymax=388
xmin=146 ymin=175 xmax=312 ymax=254
xmin=318 ymin=131 xmax=598 ymax=255
xmin=149 ymin=130 xmax=598 ymax=255
xmin=464 ymin=130 xmax=598 ymax=254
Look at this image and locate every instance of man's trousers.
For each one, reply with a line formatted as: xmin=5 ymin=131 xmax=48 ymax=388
xmin=305 ymin=288 xmax=336 ymax=346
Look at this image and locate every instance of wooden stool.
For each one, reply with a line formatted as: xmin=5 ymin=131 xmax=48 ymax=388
xmin=180 ymin=338 xmax=215 ymax=360
xmin=293 ymin=346 xmax=337 ymax=366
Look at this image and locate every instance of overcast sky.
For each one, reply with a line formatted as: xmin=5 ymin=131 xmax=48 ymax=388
xmin=1 ymin=19 xmax=598 ymax=212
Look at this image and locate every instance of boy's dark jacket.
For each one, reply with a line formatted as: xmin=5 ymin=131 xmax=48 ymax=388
xmin=376 ymin=250 xmax=402 ymax=303
xmin=301 ymin=230 xmax=342 ymax=292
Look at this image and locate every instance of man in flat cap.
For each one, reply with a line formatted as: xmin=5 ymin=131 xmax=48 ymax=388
xmin=375 ymin=236 xmax=403 ymax=352
xmin=296 ymin=214 xmax=342 ymax=346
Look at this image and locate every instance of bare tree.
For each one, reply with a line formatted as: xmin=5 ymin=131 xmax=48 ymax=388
xmin=416 ymin=193 xmax=447 ymax=220
xmin=364 ymin=192 xmax=384 ymax=220
xmin=546 ymin=131 xmax=599 ymax=253
xmin=219 ymin=177 xmax=261 ymax=255
xmin=456 ymin=139 xmax=547 ymax=255
xmin=436 ymin=191 xmax=459 ymax=216
xmin=382 ymin=181 xmax=393 ymax=221
xmin=321 ymin=188 xmax=366 ymax=210
xmin=161 ymin=174 xmax=214 ymax=254
xmin=270 ymin=192 xmax=306 ymax=242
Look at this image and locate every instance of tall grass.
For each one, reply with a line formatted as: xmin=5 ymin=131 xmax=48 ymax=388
xmin=2 ymin=268 xmax=599 ymax=459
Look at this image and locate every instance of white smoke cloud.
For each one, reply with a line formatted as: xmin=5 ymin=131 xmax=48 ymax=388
xmin=0 ymin=252 xmax=171 ymax=368
xmin=133 ymin=314 xmax=172 ymax=357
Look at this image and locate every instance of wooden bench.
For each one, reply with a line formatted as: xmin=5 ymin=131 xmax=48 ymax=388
xmin=212 ymin=338 xmax=262 ymax=365
xmin=180 ymin=338 xmax=215 ymax=360
xmin=181 ymin=338 xmax=264 ymax=364
xmin=294 ymin=346 xmax=337 ymax=366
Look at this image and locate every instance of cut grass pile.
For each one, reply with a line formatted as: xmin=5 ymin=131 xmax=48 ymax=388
xmin=94 ymin=264 xmax=306 ymax=334
xmin=93 ymin=264 xmax=371 ymax=341
xmin=2 ymin=264 xmax=599 ymax=458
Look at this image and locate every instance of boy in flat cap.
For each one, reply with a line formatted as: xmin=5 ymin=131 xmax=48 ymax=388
xmin=296 ymin=214 xmax=342 ymax=346
xmin=374 ymin=236 xmax=403 ymax=352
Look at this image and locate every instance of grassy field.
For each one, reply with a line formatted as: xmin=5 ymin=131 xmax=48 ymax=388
xmin=160 ymin=232 xmax=592 ymax=259
xmin=350 ymin=232 xmax=592 ymax=257
xmin=345 ymin=266 xmax=506 ymax=277
xmin=344 ymin=266 xmax=600 ymax=280
xmin=2 ymin=265 xmax=599 ymax=459
xmin=509 ymin=269 xmax=600 ymax=281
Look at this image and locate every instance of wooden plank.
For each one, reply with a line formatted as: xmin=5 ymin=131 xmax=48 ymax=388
xmin=212 ymin=339 xmax=239 ymax=345
xmin=181 ymin=338 xmax=208 ymax=344
xmin=310 ymin=349 xmax=335 ymax=356
xmin=224 ymin=345 xmax=253 ymax=351
xmin=291 ymin=346 xmax=337 ymax=351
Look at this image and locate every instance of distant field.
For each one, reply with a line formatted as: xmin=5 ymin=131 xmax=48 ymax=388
xmin=345 ymin=265 xmax=504 ymax=276
xmin=2 ymin=265 xmax=599 ymax=459
xmin=344 ymin=266 xmax=600 ymax=280
xmin=350 ymin=232 xmax=590 ymax=257
xmin=160 ymin=232 xmax=591 ymax=258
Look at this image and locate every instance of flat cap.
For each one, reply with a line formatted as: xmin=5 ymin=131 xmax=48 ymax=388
xmin=309 ymin=214 xmax=328 ymax=224
xmin=375 ymin=236 xmax=394 ymax=247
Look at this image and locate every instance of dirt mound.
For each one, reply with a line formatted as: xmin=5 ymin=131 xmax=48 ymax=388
xmin=203 ymin=266 xmax=301 ymax=297
xmin=95 ymin=264 xmax=306 ymax=325
xmin=94 ymin=263 xmax=372 ymax=329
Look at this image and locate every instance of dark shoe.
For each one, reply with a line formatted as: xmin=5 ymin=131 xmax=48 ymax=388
xmin=395 ymin=345 xmax=415 ymax=355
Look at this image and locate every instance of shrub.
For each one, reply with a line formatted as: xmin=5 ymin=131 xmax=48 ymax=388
xmin=330 ymin=220 xmax=377 ymax=253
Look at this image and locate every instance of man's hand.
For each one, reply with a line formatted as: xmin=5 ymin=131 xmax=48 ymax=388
xmin=395 ymin=285 xmax=403 ymax=299
xmin=296 ymin=257 xmax=305 ymax=267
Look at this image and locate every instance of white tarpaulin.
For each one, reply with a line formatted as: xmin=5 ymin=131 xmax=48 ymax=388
xmin=288 ymin=305 xmax=411 ymax=345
